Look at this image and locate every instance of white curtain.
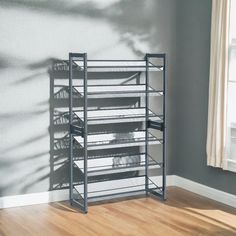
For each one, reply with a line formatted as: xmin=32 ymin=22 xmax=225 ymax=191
xmin=206 ymin=0 xmax=231 ymax=168
xmin=224 ymin=0 xmax=236 ymax=171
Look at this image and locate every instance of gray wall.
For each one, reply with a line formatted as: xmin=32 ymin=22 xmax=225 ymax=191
xmin=2 ymin=0 xmax=234 ymax=199
xmin=0 ymin=0 xmax=177 ymax=197
xmin=175 ymin=0 xmax=236 ymax=195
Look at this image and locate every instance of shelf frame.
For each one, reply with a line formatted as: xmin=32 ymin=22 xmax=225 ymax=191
xmin=69 ymin=52 xmax=166 ymax=213
xmin=69 ymin=53 xmax=88 ymax=213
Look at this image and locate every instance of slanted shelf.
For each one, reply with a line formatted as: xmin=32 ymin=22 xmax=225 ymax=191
xmin=73 ymin=84 xmax=163 ymax=98
xmin=69 ymin=53 xmax=166 ymax=213
xmin=74 ymin=131 xmax=162 ymax=150
xmin=74 ymin=153 xmax=162 ymax=176
xmin=74 ymin=60 xmax=163 ymax=72
xmin=74 ymin=176 xmax=163 ymax=199
xmin=73 ymin=107 xmax=163 ymax=124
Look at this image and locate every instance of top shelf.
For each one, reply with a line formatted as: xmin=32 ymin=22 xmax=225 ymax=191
xmin=74 ymin=60 xmax=163 ymax=72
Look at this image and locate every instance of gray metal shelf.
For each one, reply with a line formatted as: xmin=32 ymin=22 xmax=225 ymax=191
xmin=73 ymin=107 xmax=162 ymax=125
xmin=74 ymin=60 xmax=163 ymax=72
xmin=69 ymin=53 xmax=166 ymax=213
xmin=74 ymin=176 xmax=163 ymax=199
xmin=74 ymin=153 xmax=162 ymax=176
xmin=73 ymin=84 xmax=163 ymax=98
xmin=73 ymin=131 xmax=162 ymax=150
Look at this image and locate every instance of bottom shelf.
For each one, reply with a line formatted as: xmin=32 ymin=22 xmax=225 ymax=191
xmin=74 ymin=176 xmax=163 ymax=198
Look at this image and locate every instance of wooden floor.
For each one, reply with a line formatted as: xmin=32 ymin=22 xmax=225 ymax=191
xmin=0 ymin=187 xmax=236 ymax=236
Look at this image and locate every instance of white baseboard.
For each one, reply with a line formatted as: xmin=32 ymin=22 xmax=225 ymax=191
xmin=0 ymin=189 xmax=69 ymax=209
xmin=166 ymin=174 xmax=176 ymax=186
xmin=173 ymin=175 xmax=236 ymax=209
xmin=0 ymin=175 xmax=236 ymax=209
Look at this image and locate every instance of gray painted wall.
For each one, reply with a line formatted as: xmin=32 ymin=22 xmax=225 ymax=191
xmin=2 ymin=0 xmax=234 ymax=199
xmin=0 ymin=0 xmax=177 ymax=197
xmin=175 ymin=0 xmax=236 ymax=195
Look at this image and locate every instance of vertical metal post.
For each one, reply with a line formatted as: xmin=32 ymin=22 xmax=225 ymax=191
xmin=162 ymin=54 xmax=167 ymax=200
xmin=83 ymin=53 xmax=88 ymax=213
xmin=69 ymin=54 xmax=73 ymax=203
xmin=145 ymin=55 xmax=149 ymax=194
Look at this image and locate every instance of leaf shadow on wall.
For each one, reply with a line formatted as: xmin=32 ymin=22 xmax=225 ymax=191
xmin=0 ymin=0 xmax=173 ymax=194
xmin=0 ymin=0 xmax=169 ymax=56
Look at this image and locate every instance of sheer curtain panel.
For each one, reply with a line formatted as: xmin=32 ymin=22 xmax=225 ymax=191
xmin=206 ymin=0 xmax=231 ymax=168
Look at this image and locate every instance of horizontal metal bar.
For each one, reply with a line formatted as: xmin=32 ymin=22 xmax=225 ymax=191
xmin=77 ymin=90 xmax=163 ymax=95
xmin=87 ymin=190 xmax=146 ymax=202
xmin=87 ymin=183 xmax=147 ymax=195
xmin=77 ymin=65 xmax=163 ymax=69
xmin=73 ymin=106 xmax=159 ymax=113
xmin=74 ymin=90 xmax=163 ymax=96
xmin=146 ymin=53 xmax=166 ymax=58
xmin=69 ymin=52 xmax=86 ymax=58
xmin=76 ymin=83 xmax=147 ymax=87
xmin=55 ymin=59 xmax=164 ymax=63
xmin=61 ymin=59 xmax=157 ymax=62
xmin=72 ymin=85 xmax=163 ymax=96
xmin=86 ymin=60 xmax=147 ymax=62
xmin=80 ymin=174 xmax=147 ymax=185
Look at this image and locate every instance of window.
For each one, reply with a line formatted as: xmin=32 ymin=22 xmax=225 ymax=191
xmin=225 ymin=0 xmax=236 ymax=171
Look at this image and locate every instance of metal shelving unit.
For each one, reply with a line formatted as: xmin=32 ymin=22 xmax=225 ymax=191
xmin=69 ymin=53 xmax=166 ymax=213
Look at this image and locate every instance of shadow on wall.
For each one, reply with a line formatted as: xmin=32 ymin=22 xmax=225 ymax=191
xmin=0 ymin=0 xmax=175 ymax=195
xmin=0 ymin=0 xmax=170 ymax=57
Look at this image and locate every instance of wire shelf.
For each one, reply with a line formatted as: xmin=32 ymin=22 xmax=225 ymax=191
xmin=74 ymin=153 xmax=162 ymax=176
xmin=74 ymin=60 xmax=163 ymax=72
xmin=73 ymin=84 xmax=163 ymax=98
xmin=74 ymin=131 xmax=162 ymax=150
xmin=74 ymin=176 xmax=163 ymax=198
xmin=74 ymin=107 xmax=163 ymax=124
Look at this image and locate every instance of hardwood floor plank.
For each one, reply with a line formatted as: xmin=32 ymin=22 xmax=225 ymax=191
xmin=0 ymin=187 xmax=236 ymax=236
